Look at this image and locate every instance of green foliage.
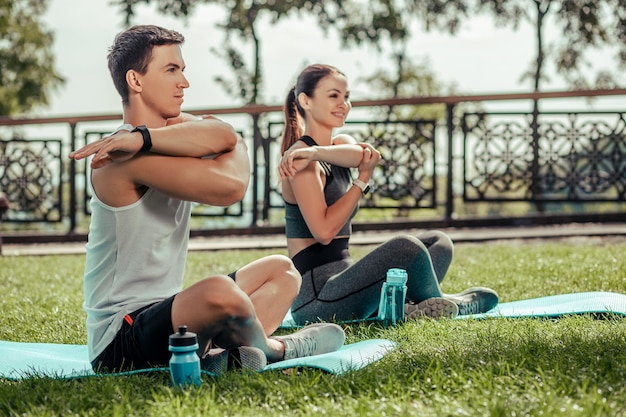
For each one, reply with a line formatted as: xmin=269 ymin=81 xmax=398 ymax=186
xmin=0 ymin=0 xmax=65 ymax=116
xmin=473 ymin=0 xmax=625 ymax=89
xmin=1 ymin=238 xmax=626 ymax=415
xmin=112 ymin=0 xmax=436 ymax=104
xmin=113 ymin=0 xmax=626 ymax=114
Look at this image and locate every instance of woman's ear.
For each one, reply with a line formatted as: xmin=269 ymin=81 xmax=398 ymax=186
xmin=126 ymin=70 xmax=142 ymax=93
xmin=297 ymin=92 xmax=310 ymax=110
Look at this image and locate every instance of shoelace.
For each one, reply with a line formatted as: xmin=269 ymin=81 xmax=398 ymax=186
xmin=286 ymin=335 xmax=318 ymax=359
xmin=458 ymin=299 xmax=481 ymax=315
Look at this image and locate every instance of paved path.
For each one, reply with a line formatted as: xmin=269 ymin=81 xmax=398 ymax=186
xmin=2 ymin=222 xmax=626 ymax=256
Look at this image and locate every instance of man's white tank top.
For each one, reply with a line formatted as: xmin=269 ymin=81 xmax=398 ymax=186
xmin=83 ymin=180 xmax=191 ymax=361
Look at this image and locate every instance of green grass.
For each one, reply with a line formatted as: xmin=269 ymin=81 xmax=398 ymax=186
xmin=1 ymin=237 xmax=626 ymax=416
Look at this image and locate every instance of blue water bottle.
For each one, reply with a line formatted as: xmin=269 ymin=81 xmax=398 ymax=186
xmin=168 ymin=325 xmax=202 ymax=388
xmin=377 ymin=268 xmax=408 ymax=326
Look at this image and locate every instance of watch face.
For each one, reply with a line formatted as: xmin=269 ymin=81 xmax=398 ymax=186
xmin=363 ymin=184 xmax=370 ymax=194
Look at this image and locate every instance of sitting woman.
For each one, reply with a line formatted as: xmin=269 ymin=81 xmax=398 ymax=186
xmin=278 ymin=63 xmax=499 ymax=326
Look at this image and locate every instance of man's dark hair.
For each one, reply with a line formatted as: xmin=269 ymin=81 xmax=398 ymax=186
xmin=107 ymin=25 xmax=185 ymax=104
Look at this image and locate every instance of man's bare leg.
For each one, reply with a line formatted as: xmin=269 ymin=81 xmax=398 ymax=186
xmin=233 ymin=254 xmax=301 ymax=335
xmin=171 ymin=274 xmax=287 ymax=362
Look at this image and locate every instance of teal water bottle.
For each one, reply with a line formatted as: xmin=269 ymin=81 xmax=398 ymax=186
xmin=169 ymin=325 xmax=202 ymax=388
xmin=377 ymin=268 xmax=408 ymax=326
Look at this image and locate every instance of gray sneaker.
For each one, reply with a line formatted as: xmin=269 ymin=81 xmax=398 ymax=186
xmin=444 ymin=287 xmax=499 ymax=315
xmin=405 ymin=297 xmax=459 ymax=320
xmin=201 ymin=346 xmax=267 ymax=375
xmin=274 ymin=323 xmax=346 ymax=360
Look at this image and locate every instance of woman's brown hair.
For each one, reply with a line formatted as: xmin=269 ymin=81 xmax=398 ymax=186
xmin=281 ymin=64 xmax=345 ymax=154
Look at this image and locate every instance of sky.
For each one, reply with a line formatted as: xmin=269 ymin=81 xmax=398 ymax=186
xmin=39 ymin=0 xmax=621 ymax=119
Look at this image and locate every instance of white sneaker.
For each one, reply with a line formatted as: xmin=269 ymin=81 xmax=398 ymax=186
xmin=274 ymin=323 xmax=345 ymax=360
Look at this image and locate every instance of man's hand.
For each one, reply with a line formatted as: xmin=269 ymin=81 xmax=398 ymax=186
xmin=68 ymin=130 xmax=142 ymax=169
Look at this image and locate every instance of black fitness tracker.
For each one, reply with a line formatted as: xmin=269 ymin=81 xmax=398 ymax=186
xmin=132 ymin=125 xmax=152 ymax=152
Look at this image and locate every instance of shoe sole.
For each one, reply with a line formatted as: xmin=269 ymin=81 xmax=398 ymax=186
xmin=202 ymin=346 xmax=267 ymax=375
xmin=405 ymin=297 xmax=459 ymax=320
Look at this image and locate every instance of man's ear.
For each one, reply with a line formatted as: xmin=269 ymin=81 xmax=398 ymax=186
xmin=297 ymin=92 xmax=310 ymax=110
xmin=126 ymin=70 xmax=142 ymax=93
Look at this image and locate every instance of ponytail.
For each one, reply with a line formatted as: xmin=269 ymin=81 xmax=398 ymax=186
xmin=281 ymin=85 xmax=303 ymax=154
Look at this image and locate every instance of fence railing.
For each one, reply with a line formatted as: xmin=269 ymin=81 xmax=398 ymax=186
xmin=1 ymin=89 xmax=625 ymax=243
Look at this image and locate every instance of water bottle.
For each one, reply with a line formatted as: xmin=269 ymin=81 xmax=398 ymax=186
xmin=168 ymin=325 xmax=202 ymax=388
xmin=377 ymin=268 xmax=408 ymax=326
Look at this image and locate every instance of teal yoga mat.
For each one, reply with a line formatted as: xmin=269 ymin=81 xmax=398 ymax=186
xmin=281 ymin=291 xmax=626 ymax=327
xmin=459 ymin=291 xmax=626 ymax=319
xmin=0 ymin=339 xmax=396 ymax=381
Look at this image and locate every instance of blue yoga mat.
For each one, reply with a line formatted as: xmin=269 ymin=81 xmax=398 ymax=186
xmin=0 ymin=339 xmax=395 ymax=381
xmin=281 ymin=291 xmax=626 ymax=327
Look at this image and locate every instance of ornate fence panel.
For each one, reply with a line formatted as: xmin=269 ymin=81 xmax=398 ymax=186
xmin=0 ymin=138 xmax=63 ymax=222
xmin=462 ymin=111 xmax=626 ymax=202
xmin=263 ymin=119 xmax=437 ymax=220
xmin=0 ymin=90 xmax=625 ymax=239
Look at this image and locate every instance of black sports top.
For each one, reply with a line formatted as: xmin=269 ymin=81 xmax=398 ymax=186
xmin=284 ymin=135 xmax=357 ymax=239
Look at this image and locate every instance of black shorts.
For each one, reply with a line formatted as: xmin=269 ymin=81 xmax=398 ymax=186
xmin=91 ymin=295 xmax=176 ymax=373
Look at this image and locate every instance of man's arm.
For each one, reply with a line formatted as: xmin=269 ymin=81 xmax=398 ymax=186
xmin=127 ymin=135 xmax=251 ymax=206
xmin=70 ymin=118 xmax=238 ymax=169
xmin=76 ymin=120 xmax=251 ymax=207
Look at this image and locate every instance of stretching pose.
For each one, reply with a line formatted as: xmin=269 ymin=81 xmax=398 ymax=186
xmin=279 ymin=64 xmax=499 ymax=325
xmin=69 ymin=27 xmax=344 ymax=374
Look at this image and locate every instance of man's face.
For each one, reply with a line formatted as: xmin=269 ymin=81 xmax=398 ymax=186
xmin=138 ymin=44 xmax=189 ymax=120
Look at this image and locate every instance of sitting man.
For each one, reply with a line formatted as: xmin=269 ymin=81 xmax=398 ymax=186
xmin=69 ymin=24 xmax=344 ymax=374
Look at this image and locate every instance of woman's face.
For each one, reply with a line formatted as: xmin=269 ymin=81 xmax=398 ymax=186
xmin=304 ymin=73 xmax=351 ymax=129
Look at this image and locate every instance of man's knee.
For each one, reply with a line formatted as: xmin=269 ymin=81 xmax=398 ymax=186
xmin=266 ymin=254 xmax=302 ymax=294
xmin=198 ymin=276 xmax=256 ymax=322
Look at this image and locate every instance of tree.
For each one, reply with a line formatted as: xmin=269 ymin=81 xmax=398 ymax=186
xmin=0 ymin=0 xmax=65 ymax=116
xmin=114 ymin=0 xmax=412 ymax=105
xmin=413 ymin=0 xmax=626 ymax=91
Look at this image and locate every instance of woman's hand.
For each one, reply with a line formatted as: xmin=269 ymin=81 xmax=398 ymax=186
xmin=68 ymin=130 xmax=141 ymax=169
xmin=279 ymin=146 xmax=317 ymax=180
xmin=357 ymin=143 xmax=381 ymax=181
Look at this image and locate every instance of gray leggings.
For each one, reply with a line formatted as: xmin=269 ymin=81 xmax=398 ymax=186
xmin=290 ymin=231 xmax=453 ymax=325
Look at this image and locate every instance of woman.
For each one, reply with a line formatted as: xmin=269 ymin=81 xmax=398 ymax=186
xmin=279 ymin=64 xmax=499 ymax=326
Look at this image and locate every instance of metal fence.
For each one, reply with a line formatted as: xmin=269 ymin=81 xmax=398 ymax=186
xmin=1 ymin=89 xmax=625 ymax=242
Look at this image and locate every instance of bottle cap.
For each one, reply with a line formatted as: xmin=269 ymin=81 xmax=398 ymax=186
xmin=386 ymin=268 xmax=408 ymax=284
xmin=169 ymin=325 xmax=198 ymax=347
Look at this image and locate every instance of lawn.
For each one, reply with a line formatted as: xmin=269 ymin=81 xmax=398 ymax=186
xmin=1 ymin=236 xmax=625 ymax=416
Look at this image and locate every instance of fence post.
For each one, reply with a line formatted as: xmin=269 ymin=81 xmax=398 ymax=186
xmin=0 ymin=193 xmax=9 ymax=255
xmin=445 ymin=103 xmax=455 ymax=221
xmin=68 ymin=122 xmax=78 ymax=233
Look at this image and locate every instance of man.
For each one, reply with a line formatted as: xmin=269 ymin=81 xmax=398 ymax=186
xmin=69 ymin=25 xmax=344 ymax=374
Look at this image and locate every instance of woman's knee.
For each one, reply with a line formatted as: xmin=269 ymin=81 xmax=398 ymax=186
xmin=418 ymin=230 xmax=454 ymax=253
xmin=384 ymin=235 xmax=428 ymax=257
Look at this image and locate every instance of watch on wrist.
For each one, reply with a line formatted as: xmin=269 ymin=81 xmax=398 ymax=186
xmin=132 ymin=125 xmax=152 ymax=152
xmin=352 ymin=178 xmax=370 ymax=195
